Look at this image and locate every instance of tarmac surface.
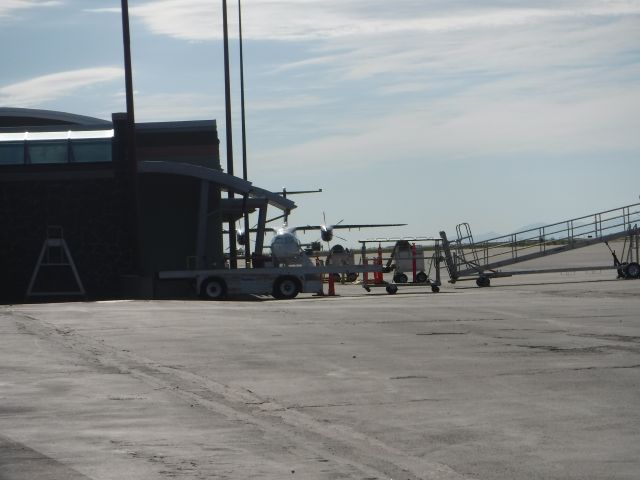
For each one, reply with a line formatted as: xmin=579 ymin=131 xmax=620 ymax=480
xmin=1 ymin=270 xmax=639 ymax=479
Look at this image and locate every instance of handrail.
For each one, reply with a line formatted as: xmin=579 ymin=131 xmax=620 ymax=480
xmin=450 ymin=203 xmax=640 ymax=275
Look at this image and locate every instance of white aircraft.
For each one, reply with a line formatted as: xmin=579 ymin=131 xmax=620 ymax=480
xmin=237 ymin=218 xmax=406 ymax=266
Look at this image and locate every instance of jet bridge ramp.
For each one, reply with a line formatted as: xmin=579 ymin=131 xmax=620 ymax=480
xmin=440 ymin=202 xmax=640 ymax=286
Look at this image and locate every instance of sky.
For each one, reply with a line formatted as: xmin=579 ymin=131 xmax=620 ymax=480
xmin=1 ymin=0 xmax=639 ymax=246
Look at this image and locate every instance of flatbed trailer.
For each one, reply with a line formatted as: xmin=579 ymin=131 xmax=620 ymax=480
xmin=158 ymin=264 xmax=383 ymax=300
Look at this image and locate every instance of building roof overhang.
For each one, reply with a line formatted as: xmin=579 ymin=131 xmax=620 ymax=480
xmin=138 ymin=160 xmax=295 ymax=212
xmin=0 ymin=108 xmax=111 ymax=128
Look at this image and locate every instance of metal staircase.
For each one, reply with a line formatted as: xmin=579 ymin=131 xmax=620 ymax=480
xmin=440 ymin=202 xmax=640 ymax=286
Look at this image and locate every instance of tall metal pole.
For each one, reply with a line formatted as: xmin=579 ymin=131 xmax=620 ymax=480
xmin=239 ymin=0 xmax=248 ymax=183
xmin=238 ymin=0 xmax=251 ymax=266
xmin=222 ymin=0 xmax=237 ymax=268
xmin=121 ymin=0 xmax=136 ymax=130
xmin=120 ymin=0 xmax=141 ymax=273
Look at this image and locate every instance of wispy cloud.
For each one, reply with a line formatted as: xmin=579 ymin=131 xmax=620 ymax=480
xmin=251 ymin=81 xmax=640 ymax=177
xmin=81 ymin=0 xmax=640 ymax=184
xmin=0 ymin=68 xmax=123 ymax=107
xmin=134 ymin=93 xmax=221 ymax=121
xmin=251 ymin=94 xmax=328 ymax=112
xmin=0 ymin=0 xmax=62 ymax=18
xmin=90 ymin=0 xmax=640 ymax=42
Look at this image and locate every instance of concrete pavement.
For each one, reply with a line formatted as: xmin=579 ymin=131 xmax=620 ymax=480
xmin=1 ymin=271 xmax=639 ymax=479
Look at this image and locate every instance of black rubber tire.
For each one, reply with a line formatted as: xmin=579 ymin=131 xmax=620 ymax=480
xmin=416 ymin=271 xmax=428 ymax=283
xmin=386 ymin=284 xmax=398 ymax=294
xmin=200 ymin=277 xmax=227 ymax=300
xmin=332 ymin=273 xmax=342 ymax=283
xmin=624 ymin=262 xmax=640 ymax=279
xmin=431 ymin=285 xmax=440 ymax=293
xmin=476 ymin=276 xmax=491 ymax=288
xmin=393 ymin=273 xmax=408 ymax=284
xmin=346 ymin=272 xmax=358 ymax=283
xmin=273 ymin=276 xmax=300 ymax=299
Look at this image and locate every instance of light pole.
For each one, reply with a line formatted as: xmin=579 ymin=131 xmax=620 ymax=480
xmin=238 ymin=0 xmax=251 ymax=266
xmin=120 ymin=0 xmax=141 ymax=273
xmin=222 ymin=0 xmax=237 ymax=268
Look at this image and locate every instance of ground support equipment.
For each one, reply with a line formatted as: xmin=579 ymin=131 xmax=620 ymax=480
xmin=324 ymin=245 xmax=360 ymax=283
xmin=158 ymin=263 xmax=383 ymax=300
xmin=358 ymin=238 xmax=443 ymax=294
xmin=440 ymin=202 xmax=640 ymax=287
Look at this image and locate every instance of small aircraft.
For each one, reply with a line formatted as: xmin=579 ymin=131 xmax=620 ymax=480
xmin=237 ymin=216 xmax=406 ymax=266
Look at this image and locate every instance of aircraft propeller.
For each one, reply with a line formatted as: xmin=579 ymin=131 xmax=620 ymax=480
xmin=320 ymin=212 xmax=347 ymax=244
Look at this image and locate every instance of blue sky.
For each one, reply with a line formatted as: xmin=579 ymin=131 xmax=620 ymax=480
xmin=1 ymin=1 xmax=639 ymax=244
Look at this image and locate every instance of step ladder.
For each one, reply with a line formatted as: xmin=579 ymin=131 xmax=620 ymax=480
xmin=26 ymin=226 xmax=86 ymax=299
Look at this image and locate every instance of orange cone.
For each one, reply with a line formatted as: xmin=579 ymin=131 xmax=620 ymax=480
xmin=327 ymin=273 xmax=337 ymax=296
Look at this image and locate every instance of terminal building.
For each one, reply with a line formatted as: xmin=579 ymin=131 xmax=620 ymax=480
xmin=0 ymin=108 xmax=294 ymax=303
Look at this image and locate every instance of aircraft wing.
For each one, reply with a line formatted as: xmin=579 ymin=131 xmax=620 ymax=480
xmin=291 ymin=225 xmax=323 ymax=233
xmin=291 ymin=223 xmax=406 ymax=232
xmin=223 ymin=227 xmax=275 ymax=234
xmin=332 ymin=223 xmax=407 ymax=230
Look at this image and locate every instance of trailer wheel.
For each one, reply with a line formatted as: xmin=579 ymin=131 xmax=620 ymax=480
xmin=200 ymin=277 xmax=227 ymax=300
xmin=476 ymin=276 xmax=491 ymax=288
xmin=393 ymin=273 xmax=408 ymax=283
xmin=624 ymin=262 xmax=640 ymax=279
xmin=386 ymin=284 xmax=398 ymax=294
xmin=416 ymin=271 xmax=428 ymax=283
xmin=273 ymin=276 xmax=300 ymax=299
xmin=431 ymin=285 xmax=440 ymax=293
xmin=346 ymin=272 xmax=359 ymax=283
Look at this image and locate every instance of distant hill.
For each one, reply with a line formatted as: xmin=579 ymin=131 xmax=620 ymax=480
xmin=468 ymin=217 xmax=630 ymax=244
xmin=513 ymin=222 xmax=547 ymax=232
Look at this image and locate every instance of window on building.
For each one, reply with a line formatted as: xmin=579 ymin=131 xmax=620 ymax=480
xmin=27 ymin=141 xmax=69 ymax=164
xmin=71 ymin=139 xmax=112 ymax=163
xmin=0 ymin=142 xmax=25 ymax=165
xmin=0 ymin=129 xmax=114 ymax=166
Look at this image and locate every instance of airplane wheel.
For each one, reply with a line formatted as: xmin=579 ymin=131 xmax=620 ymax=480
xmin=386 ymin=284 xmax=398 ymax=294
xmin=431 ymin=285 xmax=440 ymax=293
xmin=416 ymin=271 xmax=428 ymax=283
xmin=200 ymin=277 xmax=227 ymax=300
xmin=624 ymin=262 xmax=640 ymax=279
xmin=273 ymin=276 xmax=300 ymax=299
xmin=476 ymin=276 xmax=491 ymax=287
xmin=393 ymin=273 xmax=408 ymax=283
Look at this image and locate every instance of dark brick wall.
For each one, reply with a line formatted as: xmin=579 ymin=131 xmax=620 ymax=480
xmin=0 ymin=176 xmax=134 ymax=303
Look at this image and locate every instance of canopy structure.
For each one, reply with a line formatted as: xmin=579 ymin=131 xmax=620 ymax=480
xmin=138 ymin=160 xmax=294 ymax=267
xmin=138 ymin=160 xmax=295 ymax=211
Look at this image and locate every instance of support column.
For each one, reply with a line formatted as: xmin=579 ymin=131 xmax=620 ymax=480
xmin=254 ymin=202 xmax=268 ymax=257
xmin=196 ymin=180 xmax=210 ymax=269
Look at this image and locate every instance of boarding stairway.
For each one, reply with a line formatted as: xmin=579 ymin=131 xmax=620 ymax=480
xmin=440 ymin=202 xmax=640 ymax=286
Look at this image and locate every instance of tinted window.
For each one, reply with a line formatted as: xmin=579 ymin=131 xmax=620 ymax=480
xmin=71 ymin=139 xmax=112 ymax=163
xmin=28 ymin=141 xmax=69 ymax=164
xmin=0 ymin=142 xmax=25 ymax=165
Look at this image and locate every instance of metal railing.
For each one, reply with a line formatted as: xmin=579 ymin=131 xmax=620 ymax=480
xmin=446 ymin=202 xmax=640 ymax=277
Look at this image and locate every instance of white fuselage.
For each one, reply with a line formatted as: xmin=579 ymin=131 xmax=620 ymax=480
xmin=270 ymin=226 xmax=303 ymax=262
